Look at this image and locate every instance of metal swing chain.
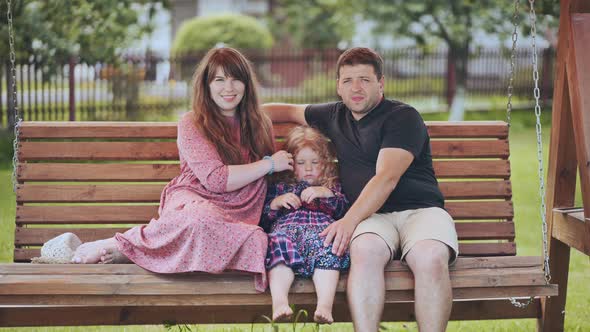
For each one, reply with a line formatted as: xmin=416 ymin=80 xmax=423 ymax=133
xmin=6 ymin=0 xmax=22 ymax=193
xmin=507 ymin=0 xmax=552 ymax=309
xmin=506 ymin=0 xmax=520 ymax=127
xmin=505 ymin=0 xmax=534 ymax=309
xmin=527 ymin=0 xmax=551 ymax=285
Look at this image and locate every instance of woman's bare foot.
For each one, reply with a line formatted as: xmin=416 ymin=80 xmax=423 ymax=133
xmin=100 ymin=246 xmax=131 ymax=264
xmin=71 ymin=237 xmax=117 ymax=264
xmin=272 ymin=304 xmax=293 ymax=322
xmin=314 ymin=306 xmax=334 ymax=324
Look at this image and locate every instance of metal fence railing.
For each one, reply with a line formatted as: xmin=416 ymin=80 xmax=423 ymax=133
xmin=0 ymin=47 xmax=555 ymax=128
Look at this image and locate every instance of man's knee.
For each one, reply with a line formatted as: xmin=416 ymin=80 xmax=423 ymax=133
xmin=349 ymin=233 xmax=390 ymax=267
xmin=406 ymin=240 xmax=450 ymax=275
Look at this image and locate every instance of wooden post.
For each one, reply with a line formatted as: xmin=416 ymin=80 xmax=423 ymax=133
xmin=540 ymin=0 xmax=590 ymax=331
xmin=69 ymin=56 xmax=76 ymax=121
xmin=446 ymin=51 xmax=456 ymax=108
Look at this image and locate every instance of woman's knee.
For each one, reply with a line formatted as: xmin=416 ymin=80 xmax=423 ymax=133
xmin=349 ymin=233 xmax=390 ymax=266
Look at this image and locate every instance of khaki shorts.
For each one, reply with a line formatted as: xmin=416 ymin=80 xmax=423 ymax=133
xmin=351 ymin=207 xmax=459 ymax=264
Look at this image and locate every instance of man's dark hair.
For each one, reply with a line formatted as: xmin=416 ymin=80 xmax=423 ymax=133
xmin=336 ymin=47 xmax=384 ymax=79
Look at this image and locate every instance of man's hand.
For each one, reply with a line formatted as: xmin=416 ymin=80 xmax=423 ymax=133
xmin=270 ymin=193 xmax=301 ymax=210
xmin=319 ymin=217 xmax=357 ymax=256
xmin=300 ymin=186 xmax=334 ymax=203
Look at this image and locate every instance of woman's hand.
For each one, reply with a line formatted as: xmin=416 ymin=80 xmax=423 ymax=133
xmin=270 ymin=150 xmax=293 ymax=173
xmin=270 ymin=193 xmax=301 ymax=210
xmin=300 ymin=186 xmax=334 ymax=203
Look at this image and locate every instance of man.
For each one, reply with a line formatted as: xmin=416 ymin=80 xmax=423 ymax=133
xmin=263 ymin=47 xmax=458 ymax=332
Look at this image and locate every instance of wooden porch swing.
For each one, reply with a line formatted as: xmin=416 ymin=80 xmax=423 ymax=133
xmin=0 ymin=0 xmax=587 ymax=330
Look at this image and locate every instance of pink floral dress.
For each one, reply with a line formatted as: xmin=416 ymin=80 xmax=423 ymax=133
xmin=115 ymin=112 xmax=269 ymax=291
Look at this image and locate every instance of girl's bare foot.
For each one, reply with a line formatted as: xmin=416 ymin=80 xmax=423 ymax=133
xmin=100 ymin=247 xmax=131 ymax=264
xmin=314 ymin=307 xmax=334 ymax=324
xmin=272 ymin=304 xmax=293 ymax=322
xmin=71 ymin=237 xmax=117 ymax=264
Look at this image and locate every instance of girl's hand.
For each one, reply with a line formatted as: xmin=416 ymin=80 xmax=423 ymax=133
xmin=270 ymin=193 xmax=301 ymax=210
xmin=270 ymin=150 xmax=294 ymax=173
xmin=300 ymin=186 xmax=334 ymax=203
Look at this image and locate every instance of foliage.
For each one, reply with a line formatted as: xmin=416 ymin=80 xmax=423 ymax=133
xmin=266 ymin=0 xmax=357 ymax=49
xmin=0 ymin=0 xmax=168 ymax=64
xmin=171 ymin=14 xmax=274 ymax=56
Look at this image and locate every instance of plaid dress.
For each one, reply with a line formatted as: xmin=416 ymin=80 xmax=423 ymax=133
xmin=262 ymin=181 xmax=350 ymax=277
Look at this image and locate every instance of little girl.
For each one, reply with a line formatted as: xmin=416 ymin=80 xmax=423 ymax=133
xmin=262 ymin=126 xmax=350 ymax=324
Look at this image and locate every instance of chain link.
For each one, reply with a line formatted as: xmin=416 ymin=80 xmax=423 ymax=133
xmin=7 ymin=0 xmax=22 ymax=193
xmin=509 ymin=297 xmax=534 ymax=308
xmin=506 ymin=0 xmax=520 ymax=127
xmin=528 ymin=0 xmax=551 ymax=284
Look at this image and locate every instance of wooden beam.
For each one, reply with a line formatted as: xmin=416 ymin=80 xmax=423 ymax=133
xmin=0 ymin=300 xmax=541 ymax=327
xmin=541 ymin=1 xmax=590 ymax=330
xmin=552 ymin=208 xmax=590 ymax=255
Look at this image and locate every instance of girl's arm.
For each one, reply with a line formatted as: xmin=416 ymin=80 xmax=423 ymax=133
xmin=260 ymin=183 xmax=292 ymax=231
xmin=301 ymin=184 xmax=349 ymax=218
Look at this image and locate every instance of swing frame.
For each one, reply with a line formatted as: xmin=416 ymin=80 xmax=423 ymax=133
xmin=1 ymin=0 xmax=588 ymax=330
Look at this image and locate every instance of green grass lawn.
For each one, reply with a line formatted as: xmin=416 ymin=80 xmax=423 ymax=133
xmin=0 ymin=110 xmax=588 ymax=331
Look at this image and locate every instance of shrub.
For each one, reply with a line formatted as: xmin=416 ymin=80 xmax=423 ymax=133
xmin=171 ymin=14 xmax=273 ymax=56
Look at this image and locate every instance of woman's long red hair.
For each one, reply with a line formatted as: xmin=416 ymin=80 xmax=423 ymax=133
xmin=191 ymin=47 xmax=274 ymax=164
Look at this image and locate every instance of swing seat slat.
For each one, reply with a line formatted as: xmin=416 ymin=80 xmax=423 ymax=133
xmin=0 ymin=120 xmax=558 ymax=327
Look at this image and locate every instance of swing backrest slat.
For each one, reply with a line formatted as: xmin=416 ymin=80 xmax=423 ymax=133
xmin=14 ymin=120 xmax=515 ymax=263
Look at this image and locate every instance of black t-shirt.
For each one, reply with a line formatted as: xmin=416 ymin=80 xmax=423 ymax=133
xmin=305 ymin=98 xmax=444 ymax=213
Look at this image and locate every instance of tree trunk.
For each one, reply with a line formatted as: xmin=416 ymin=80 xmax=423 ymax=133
xmin=448 ymin=45 xmax=469 ymax=121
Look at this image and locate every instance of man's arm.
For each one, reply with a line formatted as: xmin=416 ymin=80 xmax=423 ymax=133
xmin=262 ymin=103 xmax=308 ymax=125
xmin=320 ymin=147 xmax=414 ymax=256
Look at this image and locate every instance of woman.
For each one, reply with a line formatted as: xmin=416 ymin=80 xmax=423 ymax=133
xmin=71 ymin=47 xmax=293 ymax=291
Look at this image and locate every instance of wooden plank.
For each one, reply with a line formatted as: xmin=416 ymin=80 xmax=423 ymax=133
xmin=552 ymin=208 xmax=590 ymax=255
xmin=16 ymin=205 xmax=159 ymax=224
xmin=0 ymin=286 xmax=557 ymax=306
xmin=458 ymin=243 xmax=516 ymax=256
xmin=19 ymin=142 xmax=178 ymax=161
xmin=18 ymin=160 xmax=510 ymax=182
xmin=19 ymin=122 xmax=178 ymax=138
xmin=0 ymin=256 xmax=545 ymax=275
xmin=13 ymin=222 xmax=515 ymax=246
xmin=15 ymin=227 xmax=130 ymax=245
xmin=0 ymin=300 xmax=541 ymax=327
xmin=15 ymin=201 xmax=512 ymax=225
xmin=19 ymin=121 xmax=508 ymax=140
xmin=17 ymin=184 xmax=166 ymax=203
xmin=274 ymin=122 xmax=508 ymax=139
xmin=445 ymin=201 xmax=513 ymax=220
xmin=0 ymin=267 xmax=548 ymax=296
xmin=434 ymin=160 xmax=510 ymax=179
xmin=278 ymin=140 xmax=510 ymax=158
xmin=430 ymin=140 xmax=509 ymax=158
xmin=13 ymin=241 xmax=517 ymax=262
xmin=425 ymin=121 xmax=508 ymax=138
xmin=18 ymin=163 xmax=180 ymax=181
xmin=455 ymin=222 xmax=515 ymax=240
xmin=438 ymin=181 xmax=511 ymax=199
xmin=16 ymin=181 xmax=511 ymax=203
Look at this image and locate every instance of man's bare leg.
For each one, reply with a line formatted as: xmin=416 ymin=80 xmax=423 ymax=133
xmin=404 ymin=240 xmax=452 ymax=332
xmin=347 ymin=234 xmax=391 ymax=332
xmin=268 ymin=263 xmax=295 ymax=322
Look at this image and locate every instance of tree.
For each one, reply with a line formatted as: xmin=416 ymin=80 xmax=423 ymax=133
xmin=0 ymin=0 xmax=168 ymax=64
xmin=362 ymin=0 xmax=558 ymax=120
xmin=171 ymin=14 xmax=274 ymax=56
xmin=267 ymin=0 xmax=357 ymax=49
xmin=1 ymin=1 xmax=168 ymax=124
